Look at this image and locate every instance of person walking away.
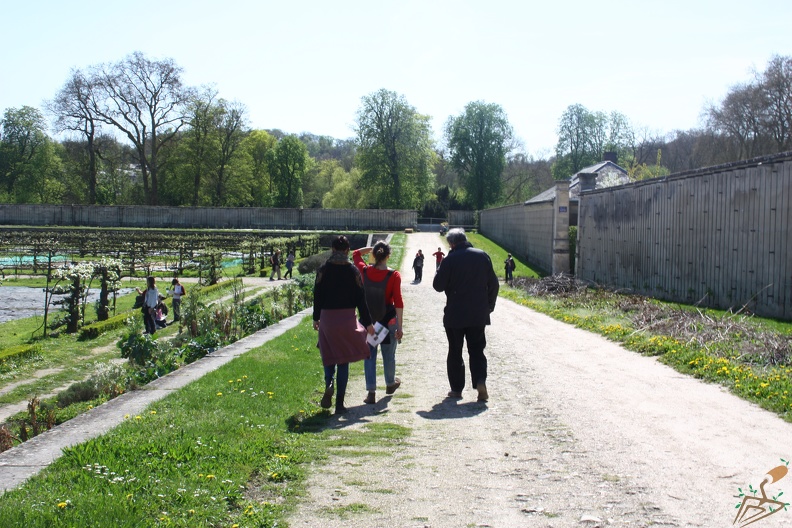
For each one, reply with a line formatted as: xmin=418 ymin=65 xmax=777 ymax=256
xmin=313 ymin=236 xmax=375 ymax=414
xmin=142 ymin=276 xmax=160 ymax=335
xmin=432 ymin=247 xmax=445 ymax=272
xmin=284 ymin=251 xmax=295 ymax=279
xmin=412 ymin=249 xmax=424 ymax=282
xmin=504 ymin=254 xmax=515 ymax=285
xmin=169 ymin=278 xmax=186 ymax=321
xmin=353 ymin=242 xmax=404 ymax=404
xmin=433 ymin=228 xmax=499 ymax=402
xmin=270 ymin=249 xmax=282 ymax=281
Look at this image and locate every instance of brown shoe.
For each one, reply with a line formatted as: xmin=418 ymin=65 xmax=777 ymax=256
xmin=320 ymin=382 xmax=333 ymax=409
xmin=447 ymin=390 xmax=463 ymax=399
xmin=385 ymin=378 xmax=401 ymax=395
xmin=476 ymin=383 xmax=489 ymax=402
xmin=363 ymin=391 xmax=376 ymax=404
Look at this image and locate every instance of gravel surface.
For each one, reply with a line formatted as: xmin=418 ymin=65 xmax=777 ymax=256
xmin=287 ymin=232 xmax=792 ymax=528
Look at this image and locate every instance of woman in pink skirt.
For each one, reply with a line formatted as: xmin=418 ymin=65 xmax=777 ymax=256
xmin=313 ymin=235 xmax=375 ymax=414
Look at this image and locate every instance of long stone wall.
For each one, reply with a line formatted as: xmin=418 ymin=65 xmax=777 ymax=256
xmin=479 ymin=185 xmax=568 ymax=275
xmin=576 ymin=152 xmax=792 ymax=319
xmin=0 ymin=205 xmax=417 ymax=231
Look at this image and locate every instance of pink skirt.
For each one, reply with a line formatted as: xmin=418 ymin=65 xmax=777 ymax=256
xmin=317 ymin=308 xmax=370 ymax=367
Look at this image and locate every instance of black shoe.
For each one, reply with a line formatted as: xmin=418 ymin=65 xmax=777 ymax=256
xmin=320 ymin=382 xmax=333 ymax=409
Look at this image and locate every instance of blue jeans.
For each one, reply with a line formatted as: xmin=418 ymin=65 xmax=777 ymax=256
xmin=324 ymin=363 xmax=348 ymax=398
xmin=364 ymin=321 xmax=398 ymax=391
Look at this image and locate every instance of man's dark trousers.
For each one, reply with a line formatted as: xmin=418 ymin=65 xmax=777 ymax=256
xmin=445 ymin=326 xmax=487 ymax=392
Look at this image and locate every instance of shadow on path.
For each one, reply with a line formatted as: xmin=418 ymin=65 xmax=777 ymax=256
xmin=416 ymin=398 xmax=487 ymax=420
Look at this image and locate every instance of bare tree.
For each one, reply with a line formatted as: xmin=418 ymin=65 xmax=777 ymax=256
xmin=48 ymin=69 xmax=102 ymax=204
xmin=90 ymin=52 xmax=192 ymax=205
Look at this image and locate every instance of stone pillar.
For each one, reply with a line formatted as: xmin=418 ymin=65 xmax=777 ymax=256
xmin=552 ymin=181 xmax=570 ymax=275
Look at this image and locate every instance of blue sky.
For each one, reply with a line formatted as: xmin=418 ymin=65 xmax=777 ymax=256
xmin=2 ymin=0 xmax=791 ymax=156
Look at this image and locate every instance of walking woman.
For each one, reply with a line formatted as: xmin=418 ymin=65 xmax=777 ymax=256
xmin=313 ymin=236 xmax=375 ymax=414
xmin=143 ymin=276 xmax=160 ymax=335
xmin=353 ymin=241 xmax=404 ymax=404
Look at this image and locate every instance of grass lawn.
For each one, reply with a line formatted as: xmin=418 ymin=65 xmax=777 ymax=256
xmin=465 ymin=232 xmax=542 ymax=280
xmin=0 ymin=317 xmax=409 ymax=527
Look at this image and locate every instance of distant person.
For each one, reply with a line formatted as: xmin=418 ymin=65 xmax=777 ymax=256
xmin=433 ymin=228 xmax=499 ymax=402
xmin=169 ymin=278 xmax=186 ymax=322
xmin=353 ymin=241 xmax=405 ymax=405
xmin=270 ymin=249 xmax=282 ymax=281
xmin=142 ymin=276 xmax=160 ymax=335
xmin=432 ymin=247 xmax=445 ymax=272
xmin=412 ymin=249 xmax=425 ymax=282
xmin=313 ymin=235 xmax=375 ymax=414
xmin=504 ymin=254 xmax=516 ymax=285
xmin=284 ymin=251 xmax=295 ymax=279
xmin=154 ymin=295 xmax=168 ymax=329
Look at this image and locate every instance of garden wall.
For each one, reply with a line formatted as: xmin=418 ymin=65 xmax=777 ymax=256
xmin=479 ymin=182 xmax=570 ymax=275
xmin=0 ymin=205 xmax=417 ymax=231
xmin=576 ymin=152 xmax=792 ymax=320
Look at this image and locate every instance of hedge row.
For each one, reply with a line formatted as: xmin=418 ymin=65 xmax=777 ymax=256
xmin=0 ymin=344 xmax=42 ymax=366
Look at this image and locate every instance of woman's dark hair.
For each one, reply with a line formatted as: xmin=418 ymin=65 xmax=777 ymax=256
xmin=372 ymin=241 xmax=391 ymax=264
xmin=331 ymin=235 xmax=350 ymax=252
xmin=146 ymin=276 xmax=156 ymax=289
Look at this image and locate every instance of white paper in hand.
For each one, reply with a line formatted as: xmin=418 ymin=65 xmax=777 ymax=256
xmin=366 ymin=322 xmax=389 ymax=347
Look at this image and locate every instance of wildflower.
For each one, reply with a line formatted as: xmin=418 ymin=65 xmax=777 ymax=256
xmin=188 ymin=509 xmax=195 ymax=514
xmin=240 ymin=390 xmax=246 ymax=393
xmin=124 ymin=414 xmax=130 ymax=419
xmin=206 ymin=474 xmax=216 ymax=480
xmin=217 ymin=392 xmax=223 ymax=397
xmin=57 ymin=502 xmax=68 ymax=509
xmin=150 ymin=410 xmax=157 ymax=415
xmin=135 ymin=415 xmax=142 ymax=420
xmin=267 ymin=391 xmax=274 ymax=398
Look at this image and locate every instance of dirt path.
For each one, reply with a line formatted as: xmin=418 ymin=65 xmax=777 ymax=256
xmin=287 ymin=232 xmax=792 ymax=528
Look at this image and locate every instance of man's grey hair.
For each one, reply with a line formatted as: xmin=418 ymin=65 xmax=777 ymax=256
xmin=446 ymin=228 xmax=467 ymax=245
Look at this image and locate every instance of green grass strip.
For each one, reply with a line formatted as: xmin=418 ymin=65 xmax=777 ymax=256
xmin=0 ymin=317 xmax=331 ymax=527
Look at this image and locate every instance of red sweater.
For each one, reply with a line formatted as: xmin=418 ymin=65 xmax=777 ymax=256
xmin=352 ymin=250 xmax=404 ymax=309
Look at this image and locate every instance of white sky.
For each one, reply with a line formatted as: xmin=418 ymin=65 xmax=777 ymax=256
xmin=2 ymin=0 xmax=791 ymax=156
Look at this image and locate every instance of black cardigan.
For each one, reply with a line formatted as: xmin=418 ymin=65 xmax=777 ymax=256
xmin=313 ymin=259 xmax=372 ymax=326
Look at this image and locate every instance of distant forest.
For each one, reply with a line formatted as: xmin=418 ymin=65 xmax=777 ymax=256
xmin=1 ymin=52 xmax=790 ymax=214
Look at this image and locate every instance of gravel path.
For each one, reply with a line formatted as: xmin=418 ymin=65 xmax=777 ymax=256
xmin=287 ymin=232 xmax=792 ymax=528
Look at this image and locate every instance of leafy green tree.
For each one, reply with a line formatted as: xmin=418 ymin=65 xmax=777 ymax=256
xmin=354 ymin=89 xmax=435 ymax=209
xmin=266 ymin=135 xmax=308 ymax=207
xmin=322 ymin=167 xmax=369 ymax=209
xmin=445 ymin=101 xmax=514 ymax=210
xmin=241 ymin=129 xmax=277 ymax=206
xmin=552 ymin=104 xmax=635 ymax=180
xmin=208 ymin=100 xmax=247 ymax=206
xmin=0 ymin=106 xmax=50 ymax=201
xmin=303 ymin=158 xmax=342 ymax=208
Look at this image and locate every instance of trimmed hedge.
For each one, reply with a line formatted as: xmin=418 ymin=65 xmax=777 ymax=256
xmin=78 ymin=312 xmax=133 ymax=340
xmin=0 ymin=344 xmax=42 ymax=366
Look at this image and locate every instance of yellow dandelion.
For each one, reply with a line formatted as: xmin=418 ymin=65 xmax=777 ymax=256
xmin=57 ymin=502 xmax=68 ymax=509
xmin=123 ymin=414 xmax=130 ymax=419
xmin=188 ymin=509 xmax=195 ymax=514
xmin=135 ymin=415 xmax=142 ymax=420
xmin=206 ymin=474 xmax=216 ymax=480
xmin=237 ymin=379 xmax=241 ymax=382
xmin=243 ymin=375 xmax=248 ymax=379
xmin=240 ymin=390 xmax=246 ymax=393
xmin=217 ymin=392 xmax=223 ymax=397
xmin=229 ymin=380 xmax=234 ymax=384
xmin=150 ymin=410 xmax=157 ymax=415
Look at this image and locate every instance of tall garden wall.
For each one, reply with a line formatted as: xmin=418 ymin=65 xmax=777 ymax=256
xmin=0 ymin=205 xmax=417 ymax=231
xmin=576 ymin=152 xmax=792 ymax=320
xmin=479 ymin=182 xmax=570 ymax=275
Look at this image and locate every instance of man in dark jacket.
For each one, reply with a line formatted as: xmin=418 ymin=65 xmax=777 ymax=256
xmin=433 ymin=228 xmax=499 ymax=402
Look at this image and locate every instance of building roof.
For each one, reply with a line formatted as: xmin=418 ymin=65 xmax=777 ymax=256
xmin=524 ymin=160 xmax=628 ymax=204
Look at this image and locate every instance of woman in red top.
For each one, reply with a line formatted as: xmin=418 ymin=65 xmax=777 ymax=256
xmin=353 ymin=241 xmax=404 ymax=404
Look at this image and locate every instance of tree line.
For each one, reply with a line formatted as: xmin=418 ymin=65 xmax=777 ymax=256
xmin=1 ymin=52 xmax=790 ymax=213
